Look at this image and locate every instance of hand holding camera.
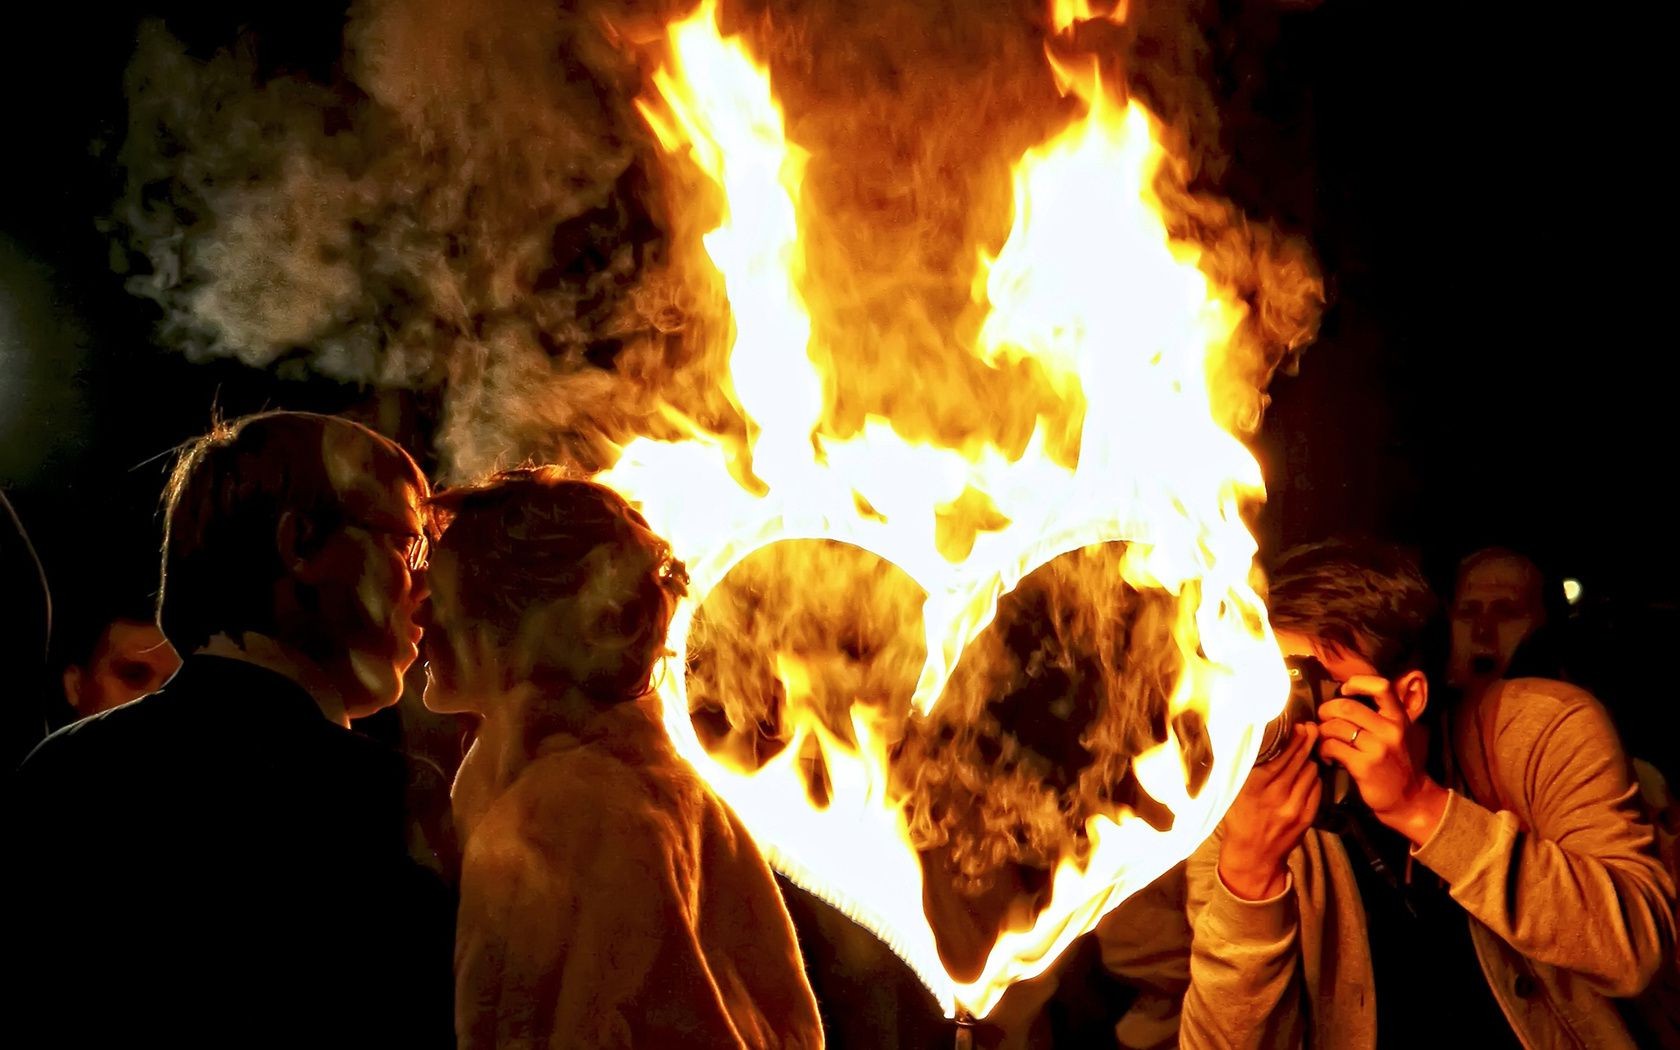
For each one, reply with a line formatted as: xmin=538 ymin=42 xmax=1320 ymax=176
xmin=1249 ymin=655 xmax=1450 ymax=853
xmin=1218 ymin=721 xmax=1322 ymax=901
xmin=1317 ymin=675 xmax=1449 ymax=845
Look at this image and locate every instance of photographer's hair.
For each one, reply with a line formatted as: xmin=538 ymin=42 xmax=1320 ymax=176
xmin=427 ymin=468 xmax=688 ymax=704
xmin=1266 ymin=537 xmax=1444 ymax=681
xmin=158 ymin=412 xmax=425 ymax=654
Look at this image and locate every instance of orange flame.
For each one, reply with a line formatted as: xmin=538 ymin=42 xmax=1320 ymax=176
xmin=603 ymin=0 xmax=1289 ymax=1018
xmin=1050 ymin=0 xmax=1128 ymax=34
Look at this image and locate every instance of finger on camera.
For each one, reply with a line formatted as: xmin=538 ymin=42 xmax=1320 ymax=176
xmin=1317 ymin=738 xmax=1374 ymax=774
xmin=1263 ymin=721 xmax=1313 ymax=770
xmin=1339 ymin=674 xmax=1405 ymax=721
xmin=1315 ymin=716 xmax=1372 ymax=752
xmin=1318 ymin=698 xmax=1390 ymax=735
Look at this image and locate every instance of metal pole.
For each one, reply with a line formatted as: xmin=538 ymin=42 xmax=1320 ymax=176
xmin=954 ymin=1009 xmax=975 ymax=1050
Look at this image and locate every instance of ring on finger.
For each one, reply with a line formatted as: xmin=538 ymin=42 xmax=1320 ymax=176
xmin=1349 ymin=726 xmax=1361 ymax=745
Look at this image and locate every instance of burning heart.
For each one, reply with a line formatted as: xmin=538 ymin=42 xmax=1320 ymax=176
xmin=596 ymin=0 xmax=1300 ymax=1017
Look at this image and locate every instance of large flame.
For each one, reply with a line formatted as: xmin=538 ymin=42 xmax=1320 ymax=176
xmin=601 ymin=0 xmax=1288 ymax=1019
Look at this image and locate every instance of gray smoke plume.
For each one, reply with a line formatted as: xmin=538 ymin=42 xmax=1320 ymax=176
xmin=108 ymin=0 xmax=1320 ymax=480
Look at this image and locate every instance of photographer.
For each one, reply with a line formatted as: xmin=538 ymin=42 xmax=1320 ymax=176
xmin=1179 ymin=539 xmax=1674 ymax=1049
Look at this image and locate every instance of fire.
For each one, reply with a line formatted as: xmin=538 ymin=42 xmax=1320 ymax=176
xmin=600 ymin=0 xmax=1289 ymax=1019
xmin=634 ymin=5 xmax=819 ymax=488
xmin=1049 ymin=0 xmax=1128 ymax=34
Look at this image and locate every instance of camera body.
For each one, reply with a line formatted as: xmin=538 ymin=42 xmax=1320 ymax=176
xmin=1253 ymin=653 xmax=1378 ymax=827
xmin=1254 ymin=654 xmax=1337 ymax=765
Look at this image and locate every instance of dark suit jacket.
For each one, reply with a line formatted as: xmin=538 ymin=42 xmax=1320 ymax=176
xmin=7 ymin=655 xmax=456 ymax=1048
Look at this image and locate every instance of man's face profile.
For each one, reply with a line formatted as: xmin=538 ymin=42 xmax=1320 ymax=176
xmin=307 ymin=424 xmax=431 ymax=718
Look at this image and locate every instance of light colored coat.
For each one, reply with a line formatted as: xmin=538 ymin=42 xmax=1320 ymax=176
xmin=1180 ymin=677 xmax=1676 ymax=1049
xmin=454 ymin=696 xmax=824 ymax=1050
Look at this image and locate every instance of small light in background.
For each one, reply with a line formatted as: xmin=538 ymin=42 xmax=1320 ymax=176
xmin=1563 ymin=578 xmax=1583 ymax=605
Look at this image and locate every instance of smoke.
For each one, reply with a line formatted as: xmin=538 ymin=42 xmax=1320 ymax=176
xmin=897 ymin=542 xmax=1189 ymax=883
xmin=109 ymin=0 xmax=1319 ymax=478
xmin=111 ymin=1 xmax=688 ymax=478
xmin=686 ymin=539 xmax=928 ymax=770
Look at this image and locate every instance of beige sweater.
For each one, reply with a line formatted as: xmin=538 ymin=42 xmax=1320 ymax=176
xmin=1181 ymin=678 xmax=1676 ymax=1049
xmin=453 ymin=697 xmax=824 ymax=1050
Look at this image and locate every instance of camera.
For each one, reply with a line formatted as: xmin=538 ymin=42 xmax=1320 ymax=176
xmin=1254 ymin=654 xmax=1337 ymax=765
xmin=1252 ymin=653 xmax=1383 ymax=828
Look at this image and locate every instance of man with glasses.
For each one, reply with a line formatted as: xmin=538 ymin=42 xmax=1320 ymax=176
xmin=1178 ymin=539 xmax=1673 ymax=1050
xmin=9 ymin=411 xmax=454 ymax=1047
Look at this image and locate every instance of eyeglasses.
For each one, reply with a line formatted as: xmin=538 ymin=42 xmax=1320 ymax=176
xmin=348 ymin=523 xmax=431 ymax=573
xmin=392 ymin=531 xmax=430 ymax=573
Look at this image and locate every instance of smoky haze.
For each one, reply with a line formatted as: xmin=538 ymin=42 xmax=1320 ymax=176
xmin=105 ymin=0 xmax=1319 ymax=480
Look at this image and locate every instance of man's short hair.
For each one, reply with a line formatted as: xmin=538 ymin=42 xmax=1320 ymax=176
xmin=1266 ymin=537 xmax=1442 ymax=679
xmin=157 ymin=412 xmax=424 ymax=654
xmin=428 ymin=468 xmax=688 ymax=703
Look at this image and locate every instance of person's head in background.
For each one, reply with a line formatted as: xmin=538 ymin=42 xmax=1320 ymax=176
xmin=58 ymin=603 xmax=180 ymax=719
xmin=34 ymin=476 xmax=180 ymax=722
xmin=1447 ymin=546 xmax=1568 ymax=690
xmin=158 ymin=411 xmax=432 ymax=725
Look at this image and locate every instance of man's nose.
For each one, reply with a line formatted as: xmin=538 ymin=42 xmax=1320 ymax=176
xmin=1472 ymin=614 xmax=1500 ymax=646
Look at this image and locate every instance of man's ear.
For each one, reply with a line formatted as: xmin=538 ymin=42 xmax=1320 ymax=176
xmin=1396 ymin=668 xmax=1429 ymax=723
xmin=276 ymin=510 xmax=330 ymax=584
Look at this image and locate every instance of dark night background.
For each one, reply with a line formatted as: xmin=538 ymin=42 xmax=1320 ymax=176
xmin=2 ymin=1 xmax=1674 ymax=765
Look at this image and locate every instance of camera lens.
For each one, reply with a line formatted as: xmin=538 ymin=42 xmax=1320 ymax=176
xmin=1254 ymin=710 xmax=1294 ymax=764
xmin=1255 ymin=654 xmax=1331 ymax=764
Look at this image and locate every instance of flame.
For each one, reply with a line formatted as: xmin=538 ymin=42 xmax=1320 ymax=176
xmin=602 ymin=0 xmax=1289 ymax=1019
xmin=1050 ymin=0 xmax=1128 ymax=34
xmin=634 ymin=0 xmax=819 ymax=489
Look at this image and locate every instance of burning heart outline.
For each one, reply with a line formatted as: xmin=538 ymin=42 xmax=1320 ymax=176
xmin=645 ymin=503 xmax=1279 ymax=1018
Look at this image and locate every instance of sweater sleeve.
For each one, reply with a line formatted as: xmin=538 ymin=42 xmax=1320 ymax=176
xmin=1179 ymin=828 xmax=1308 ymax=1049
xmin=1414 ymin=695 xmax=1676 ymax=997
